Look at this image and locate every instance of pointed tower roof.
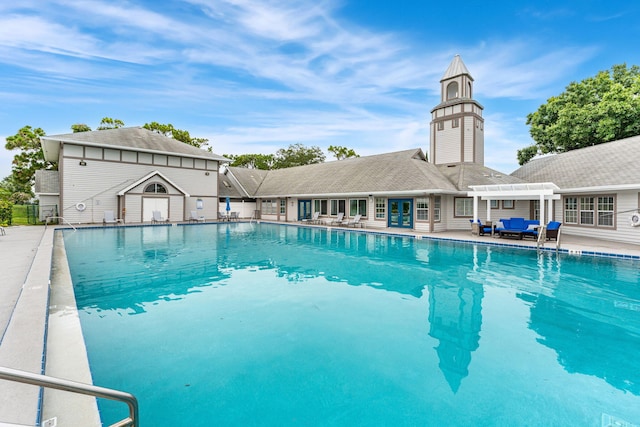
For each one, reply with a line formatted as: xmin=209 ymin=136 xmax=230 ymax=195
xmin=441 ymin=54 xmax=473 ymax=82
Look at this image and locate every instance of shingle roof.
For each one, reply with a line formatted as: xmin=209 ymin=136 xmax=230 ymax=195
xmin=42 ymin=127 xmax=228 ymax=161
xmin=34 ymin=170 xmax=60 ymax=194
xmin=235 ymin=149 xmax=460 ymax=197
xmin=511 ymin=135 xmax=640 ymax=189
xmin=438 ymin=163 xmax=526 ymax=191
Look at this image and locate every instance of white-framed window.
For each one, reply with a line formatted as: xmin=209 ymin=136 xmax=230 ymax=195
xmin=563 ymin=195 xmax=615 ymax=228
xmin=564 ymin=197 xmax=578 ymax=224
xmin=144 ymin=183 xmax=167 ymax=193
xmin=375 ymin=197 xmax=386 ymax=219
xmin=454 ymin=197 xmax=473 ymax=217
xmin=330 ymin=199 xmax=346 ymax=216
xmin=314 ymin=199 xmax=328 ymax=215
xmin=434 ymin=196 xmax=441 ymax=221
xmin=261 ymin=199 xmax=278 ymax=215
xmin=598 ymin=196 xmax=614 ymax=226
xmin=416 ymin=197 xmax=429 ymax=221
xmin=349 ymin=199 xmax=367 ymax=217
xmin=279 ymin=199 xmax=286 ymax=215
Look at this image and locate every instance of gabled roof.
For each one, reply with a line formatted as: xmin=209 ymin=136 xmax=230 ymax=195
xmin=225 ymin=167 xmax=269 ymax=197
xmin=438 ymin=163 xmax=526 ymax=191
xmin=227 ymin=149 xmax=460 ymax=198
xmin=34 ymin=170 xmax=60 ymax=195
xmin=441 ymin=54 xmax=473 ymax=82
xmin=117 ymin=170 xmax=190 ymax=196
xmin=511 ymin=135 xmax=640 ymax=191
xmin=41 ymin=127 xmax=228 ymax=163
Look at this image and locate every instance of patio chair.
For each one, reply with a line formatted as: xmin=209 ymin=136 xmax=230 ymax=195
xmin=103 ymin=210 xmax=122 ymax=226
xmin=330 ymin=212 xmax=345 ymax=226
xmin=469 ymin=219 xmax=493 ymax=236
xmin=151 ymin=210 xmax=167 ymax=223
xmin=345 ymin=214 xmax=362 ymax=227
xmin=302 ymin=212 xmax=320 ymax=224
xmin=189 ymin=211 xmax=205 ymax=223
xmin=229 ymin=211 xmax=239 ymax=221
xmin=0 ymin=226 xmax=5 ymax=236
xmin=546 ymin=221 xmax=562 ymax=241
xmin=218 ymin=211 xmax=227 ymax=221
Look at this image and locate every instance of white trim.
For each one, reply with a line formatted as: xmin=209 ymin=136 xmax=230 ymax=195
xmin=117 ymin=170 xmax=190 ymax=196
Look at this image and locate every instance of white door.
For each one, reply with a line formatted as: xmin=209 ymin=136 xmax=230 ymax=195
xmin=143 ymin=197 xmax=169 ymax=222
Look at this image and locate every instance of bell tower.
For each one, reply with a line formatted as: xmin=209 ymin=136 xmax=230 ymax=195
xmin=430 ymin=55 xmax=484 ymax=165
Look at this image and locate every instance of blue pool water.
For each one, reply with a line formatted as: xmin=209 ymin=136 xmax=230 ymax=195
xmin=62 ymin=223 xmax=640 ymax=426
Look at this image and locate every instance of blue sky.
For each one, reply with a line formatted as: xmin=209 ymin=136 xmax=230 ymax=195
xmin=1 ymin=1 xmax=639 ymax=179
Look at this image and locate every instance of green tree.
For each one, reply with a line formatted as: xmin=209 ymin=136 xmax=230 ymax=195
xmin=273 ymin=143 xmax=325 ymax=169
xmin=97 ymin=117 xmax=125 ymax=130
xmin=519 ymin=63 xmax=640 ymax=165
xmin=4 ymin=126 xmax=55 ymax=195
xmin=328 ymin=145 xmax=359 ymax=160
xmin=71 ymin=123 xmax=92 ymax=132
xmin=143 ymin=122 xmax=209 ymax=150
xmin=224 ymin=153 xmax=275 ymax=169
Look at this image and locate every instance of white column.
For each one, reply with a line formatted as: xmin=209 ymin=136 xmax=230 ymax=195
xmin=486 ymin=199 xmax=492 ymax=221
xmin=539 ymin=194 xmax=545 ymax=225
xmin=473 ymin=195 xmax=479 ymax=222
xmin=547 ymin=197 xmax=554 ymax=224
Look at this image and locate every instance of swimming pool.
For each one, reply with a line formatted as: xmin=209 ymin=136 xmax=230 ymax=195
xmin=62 ymin=223 xmax=640 ymax=426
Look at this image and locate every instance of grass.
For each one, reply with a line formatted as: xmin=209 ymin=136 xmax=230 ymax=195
xmin=11 ymin=204 xmax=31 ymax=225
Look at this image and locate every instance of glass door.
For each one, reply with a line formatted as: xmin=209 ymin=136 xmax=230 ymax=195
xmin=388 ymin=199 xmax=413 ymax=228
xmin=298 ymin=200 xmax=312 ymax=221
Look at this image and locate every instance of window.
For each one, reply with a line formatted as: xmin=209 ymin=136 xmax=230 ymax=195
xmin=564 ymin=197 xmax=578 ymax=224
xmin=452 ymin=118 xmax=459 ymax=128
xmin=144 ymin=183 xmax=167 ymax=193
xmin=261 ymin=199 xmax=278 ymax=215
xmin=416 ymin=197 xmax=429 ymax=221
xmin=580 ymin=197 xmax=594 ymax=225
xmin=490 ymin=200 xmax=499 ymax=209
xmin=454 ymin=197 xmax=473 ymax=217
xmin=330 ymin=199 xmax=346 ymax=216
xmin=314 ymin=199 xmax=328 ymax=215
xmin=349 ymin=199 xmax=367 ymax=217
xmin=446 ymin=82 xmax=458 ymax=100
xmin=502 ymin=200 xmax=514 ymax=209
xmin=563 ymin=195 xmax=615 ymax=227
xmin=375 ymin=197 xmax=386 ymax=219
xmin=531 ymin=200 xmax=540 ymax=221
xmin=280 ymin=199 xmax=286 ymax=215
xmin=437 ymin=121 xmax=444 ymax=131
xmin=434 ymin=196 xmax=441 ymax=221
xmin=598 ymin=196 xmax=614 ymax=226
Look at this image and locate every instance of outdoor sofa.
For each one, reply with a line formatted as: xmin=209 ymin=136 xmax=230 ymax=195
xmin=494 ymin=218 xmax=539 ymax=239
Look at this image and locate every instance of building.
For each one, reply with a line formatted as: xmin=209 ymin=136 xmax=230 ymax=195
xmin=37 ymin=127 xmax=228 ymax=224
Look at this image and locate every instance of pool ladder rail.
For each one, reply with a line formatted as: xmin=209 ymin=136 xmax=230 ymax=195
xmin=0 ymin=366 xmax=138 ymax=427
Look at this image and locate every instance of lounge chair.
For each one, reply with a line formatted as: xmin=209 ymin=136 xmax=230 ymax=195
xmin=330 ymin=212 xmax=345 ymax=226
xmin=151 ymin=210 xmax=167 ymax=223
xmin=218 ymin=212 xmax=227 ymax=221
xmin=344 ymin=214 xmax=362 ymax=227
xmin=103 ymin=210 xmax=122 ymax=226
xmin=189 ymin=211 xmax=205 ymax=222
xmin=0 ymin=226 xmax=5 ymax=236
xmin=229 ymin=211 xmax=239 ymax=221
xmin=302 ymin=212 xmax=320 ymax=224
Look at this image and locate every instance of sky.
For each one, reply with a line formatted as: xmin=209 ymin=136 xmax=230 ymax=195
xmin=1 ymin=1 xmax=640 ymax=180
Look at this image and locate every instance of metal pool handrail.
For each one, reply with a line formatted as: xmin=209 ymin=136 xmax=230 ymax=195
xmin=0 ymin=366 xmax=138 ymax=427
xmin=44 ymin=216 xmax=77 ymax=231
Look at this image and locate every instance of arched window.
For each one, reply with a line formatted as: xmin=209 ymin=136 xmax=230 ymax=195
xmin=467 ymin=81 xmax=472 ymax=98
xmin=144 ymin=183 xmax=167 ymax=193
xmin=446 ymin=82 xmax=458 ymax=100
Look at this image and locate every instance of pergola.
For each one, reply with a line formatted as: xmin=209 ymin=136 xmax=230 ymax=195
xmin=467 ymin=182 xmax=561 ymax=226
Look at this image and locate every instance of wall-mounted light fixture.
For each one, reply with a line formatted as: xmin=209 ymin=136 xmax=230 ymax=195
xmin=205 ymin=172 xmax=210 ymax=176
xmin=79 ymin=160 xmax=87 ymax=166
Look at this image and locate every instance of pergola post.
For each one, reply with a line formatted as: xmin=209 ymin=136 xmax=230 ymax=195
xmin=539 ymin=194 xmax=545 ymax=225
xmin=547 ymin=197 xmax=554 ymax=225
xmin=473 ymin=195 xmax=479 ymax=223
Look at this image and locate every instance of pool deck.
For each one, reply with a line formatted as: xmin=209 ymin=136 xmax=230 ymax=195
xmin=0 ymin=223 xmax=639 ymax=425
